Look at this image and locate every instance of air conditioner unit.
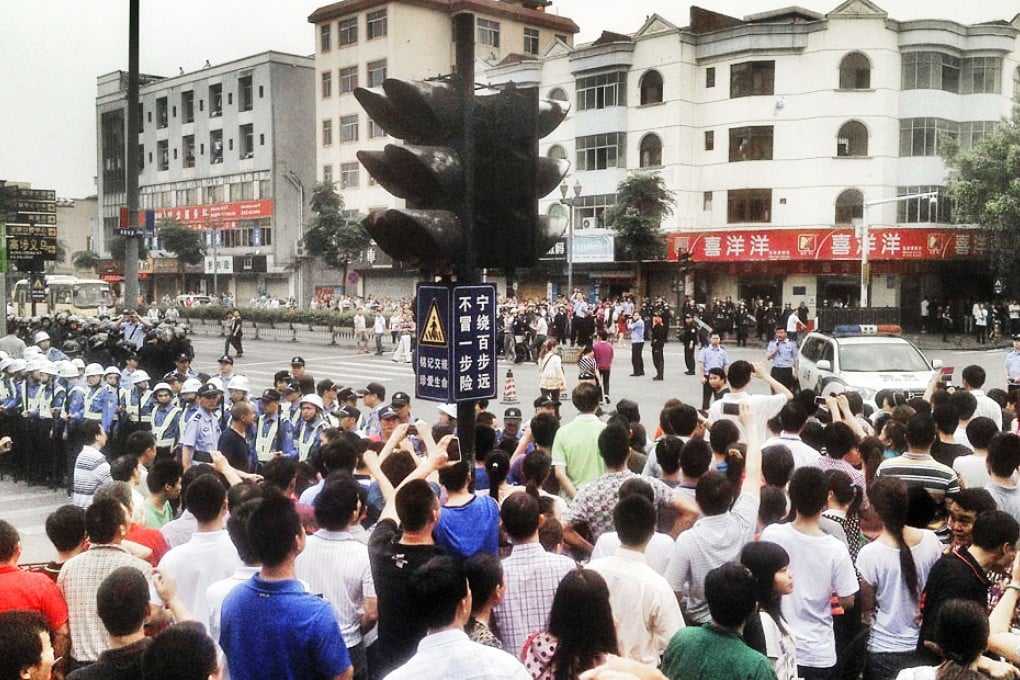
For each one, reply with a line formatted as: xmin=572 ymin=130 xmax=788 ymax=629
xmin=582 ymin=219 xmax=592 ymax=229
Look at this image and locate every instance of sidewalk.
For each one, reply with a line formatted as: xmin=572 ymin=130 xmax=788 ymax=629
xmin=719 ymin=330 xmax=1010 ymax=353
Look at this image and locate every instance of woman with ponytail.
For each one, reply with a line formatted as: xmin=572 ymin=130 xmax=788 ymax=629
xmin=506 ymin=450 xmax=566 ymax=520
xmin=895 ymin=598 xmax=988 ymax=680
xmin=857 ymin=477 xmax=944 ymax=680
xmin=741 ymin=541 xmax=798 ymax=680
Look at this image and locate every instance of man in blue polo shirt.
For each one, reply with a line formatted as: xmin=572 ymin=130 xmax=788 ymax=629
xmin=765 ymin=325 xmax=798 ymax=393
xmin=220 ymin=494 xmax=353 ymax=680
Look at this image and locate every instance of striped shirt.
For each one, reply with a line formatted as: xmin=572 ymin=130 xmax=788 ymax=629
xmin=875 ymin=452 xmax=960 ymax=505
xmin=295 ymin=529 xmax=376 ymax=647
xmin=72 ymin=445 xmax=112 ymax=508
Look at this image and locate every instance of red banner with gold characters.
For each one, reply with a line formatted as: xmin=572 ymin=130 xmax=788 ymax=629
xmin=153 ymin=200 xmax=273 ymax=229
xmin=666 ymin=227 xmax=990 ymax=262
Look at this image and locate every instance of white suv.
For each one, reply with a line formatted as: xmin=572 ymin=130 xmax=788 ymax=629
xmin=797 ymin=330 xmax=941 ymax=406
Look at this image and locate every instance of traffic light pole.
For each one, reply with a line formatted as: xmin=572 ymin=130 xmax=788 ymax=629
xmin=452 ymin=12 xmax=478 ymax=463
xmin=123 ymin=0 xmax=140 ymax=311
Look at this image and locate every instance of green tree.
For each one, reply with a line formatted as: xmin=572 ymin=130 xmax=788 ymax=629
xmin=304 ymin=181 xmax=370 ymax=293
xmin=52 ymin=239 xmax=68 ymax=265
xmin=157 ymin=218 xmax=206 ymax=265
xmin=946 ymin=103 xmax=1020 ymax=288
xmin=109 ymin=235 xmax=149 ymax=262
xmin=604 ymin=173 xmax=676 ymax=294
xmin=72 ymin=250 xmax=101 ymax=271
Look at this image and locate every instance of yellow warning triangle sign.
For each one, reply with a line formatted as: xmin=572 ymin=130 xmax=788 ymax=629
xmin=420 ymin=299 xmax=447 ymax=347
xmin=32 ymin=279 xmax=44 ymax=290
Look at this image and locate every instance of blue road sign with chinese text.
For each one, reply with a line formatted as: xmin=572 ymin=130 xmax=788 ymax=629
xmin=415 ymin=283 xmax=497 ymax=403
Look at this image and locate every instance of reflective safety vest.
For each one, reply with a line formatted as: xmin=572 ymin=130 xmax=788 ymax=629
xmin=255 ymin=414 xmax=280 ymax=462
xmin=24 ymin=382 xmax=54 ymax=419
xmin=127 ymin=389 xmax=154 ymax=424
xmin=83 ymin=385 xmax=105 ymax=420
xmin=295 ymin=417 xmax=323 ymax=462
xmin=151 ymin=404 xmax=181 ymax=448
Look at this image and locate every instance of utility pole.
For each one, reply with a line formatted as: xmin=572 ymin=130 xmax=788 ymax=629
xmin=123 ymin=0 xmax=141 ymax=311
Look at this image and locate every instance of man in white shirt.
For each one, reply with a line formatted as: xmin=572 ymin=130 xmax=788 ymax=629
xmin=708 ymin=360 xmax=792 ymax=442
xmin=960 ymin=365 xmax=1003 ymax=430
xmin=385 ymin=555 xmax=529 ymax=680
xmin=295 ymin=476 xmax=377 ymax=680
xmin=587 ymin=494 xmax=684 ymax=664
xmin=157 ymin=474 xmax=240 ymax=626
xmin=761 ymin=466 xmax=858 ymax=679
xmin=763 ymin=401 xmax=821 ymax=470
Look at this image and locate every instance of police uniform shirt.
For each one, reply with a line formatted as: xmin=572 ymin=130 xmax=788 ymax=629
xmin=767 ymin=339 xmax=797 ymax=368
xmin=698 ymin=345 xmax=729 ymax=375
xmin=182 ymin=408 xmax=222 ymax=459
xmin=1006 ymin=350 xmax=1020 ymax=383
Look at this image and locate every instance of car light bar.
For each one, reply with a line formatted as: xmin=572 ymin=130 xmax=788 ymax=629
xmin=832 ymin=324 xmax=902 ymax=337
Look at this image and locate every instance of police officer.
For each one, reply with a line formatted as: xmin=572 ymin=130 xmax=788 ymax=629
xmin=180 ymin=383 xmax=223 ymax=468
xmin=34 ymin=332 xmax=69 ymax=363
xmin=681 ymin=314 xmax=699 ymax=375
xmin=163 ymin=353 xmax=198 ymax=385
xmin=293 ymin=393 xmax=327 ymax=463
xmin=1005 ymin=334 xmax=1020 ymax=394
xmin=149 ymin=382 xmax=181 ymax=459
xmin=253 ymin=388 xmax=296 ymax=467
xmin=697 ymin=332 xmax=729 ymax=411
xmin=650 ymin=313 xmax=667 ymax=381
xmin=766 ymin=325 xmax=798 ymax=393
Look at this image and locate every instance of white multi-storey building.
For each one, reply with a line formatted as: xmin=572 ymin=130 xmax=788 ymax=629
xmin=483 ymin=0 xmax=1019 ymax=317
xmin=96 ymin=52 xmax=315 ymax=303
xmin=308 ymin=0 xmax=579 ymax=300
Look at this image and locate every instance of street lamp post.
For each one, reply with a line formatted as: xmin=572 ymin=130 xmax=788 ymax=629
xmin=559 ymin=179 xmax=582 ymax=299
xmin=283 ymin=170 xmax=305 ymax=308
xmin=859 ymin=190 xmax=938 ymax=308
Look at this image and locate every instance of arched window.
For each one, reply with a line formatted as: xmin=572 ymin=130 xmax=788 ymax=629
xmin=836 ymin=121 xmax=868 ymax=157
xmin=639 ymin=70 xmax=663 ymax=105
xmin=839 ymin=52 xmax=871 ymax=90
xmin=639 ymin=134 xmax=662 ymax=167
xmin=547 ymin=144 xmax=566 ymax=160
xmin=835 ymin=189 xmax=863 ymax=226
xmin=548 ymin=87 xmax=568 ymax=102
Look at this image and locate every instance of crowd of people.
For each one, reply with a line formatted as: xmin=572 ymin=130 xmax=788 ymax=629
xmin=8 ymin=297 xmax=1020 ymax=680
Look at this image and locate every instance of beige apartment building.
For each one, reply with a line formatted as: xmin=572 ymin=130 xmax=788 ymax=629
xmin=308 ymin=0 xmax=578 ymax=299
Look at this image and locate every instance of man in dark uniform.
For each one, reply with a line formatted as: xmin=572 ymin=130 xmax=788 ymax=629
xmin=681 ymin=314 xmax=698 ymax=375
xmin=650 ymin=314 xmax=668 ymax=381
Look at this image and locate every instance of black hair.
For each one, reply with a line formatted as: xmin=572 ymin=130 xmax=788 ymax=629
xmin=185 ymin=474 xmax=227 ymax=524
xmin=227 ymin=497 xmax=263 ymax=566
xmin=758 ymin=486 xmax=788 ymax=528
xmin=571 ymin=383 xmax=602 ymax=413
xmin=615 ymin=399 xmax=640 ymax=424
xmin=881 ymin=420 xmax=908 ymax=455
xmin=961 ymin=365 xmax=986 ymax=389
xmin=727 ymin=360 xmax=753 ymax=389
xmin=395 ymin=479 xmax=438 ymax=532
xmin=79 ymin=419 xmax=103 ymax=444
xmin=177 ymin=464 xmax=227 ymax=512
xmin=0 ymin=611 xmax=48 ymax=680
xmin=85 ymin=497 xmax=127 ymax=544
xmin=708 ymin=419 xmax=740 ymax=456
xmin=522 ymin=450 xmax=552 ymax=500
xmin=948 ymin=391 xmax=978 ymax=421
xmin=261 ymin=456 xmax=299 ymax=492
xmin=142 ymin=621 xmax=220 ymax=680
xmin=931 ymin=403 xmax=960 ymax=436
xmin=126 ymin=430 xmax=156 ymax=457
xmin=778 ymin=402 xmax=808 ymax=433
xmin=870 ymin=477 xmax=920 ymax=601
xmin=965 ymin=417 xmax=1000 ymax=451
xmin=501 ymin=491 xmax=541 ymax=541
xmin=741 ymin=540 xmax=790 ymax=634
xmin=825 ymin=469 xmax=862 ymax=517
xmin=314 ymin=439 xmax=359 ymax=477
xmin=110 ymin=455 xmax=139 ymax=483
xmin=904 ymin=415 xmax=936 ymax=449
xmin=45 ymin=505 xmax=86 ymax=553
xmin=931 ymin=599 xmax=989 ymax=676
xmin=474 ymin=425 xmax=496 ymax=461
xmin=695 ymin=471 xmax=733 ymax=516
xmin=843 ymin=391 xmax=864 ymax=416
xmin=971 ymin=510 xmax=1020 ymax=553
xmin=410 ymin=556 xmax=467 ymax=630
xmin=597 ymin=423 xmax=631 ymax=468
xmin=987 ymin=433 xmax=1020 ymax=479
xmin=147 ymin=457 xmax=183 ymax=495
xmin=705 ymin=562 xmax=759 ymax=628
xmin=629 ymin=423 xmax=647 ymax=452
xmin=0 ymin=520 xmax=19 ymax=562
xmin=800 ymin=421 xmax=826 ymax=452
xmin=547 ymin=569 xmax=619 ymax=680
xmin=613 ymin=494 xmax=656 ymax=548
xmin=762 ymin=445 xmax=795 ymax=487
xmin=529 ymin=413 xmax=560 ymax=448
xmin=678 ymin=438 xmax=712 ymax=479
xmin=907 ymin=397 xmax=931 ymax=417
xmin=97 ymin=566 xmax=150 ymax=636
xmin=464 ymin=551 xmax=503 ymax=615
xmin=823 ymin=422 xmax=857 ymax=459
xmin=314 ymin=474 xmax=362 ymax=531
xmin=858 ymin=436 xmax=886 ymax=485
xmin=950 ymin=488 xmax=997 ymax=514
xmin=381 ymin=450 xmax=417 ymax=488
xmin=437 ymin=460 xmax=471 ymax=491
xmin=661 ymin=404 xmax=699 ymax=437
xmin=655 ymin=436 xmax=684 ymax=476
xmin=787 ymin=466 xmax=828 ymax=517
xmin=247 ymin=494 xmax=302 ymax=568
xmin=485 ymin=452 xmax=511 ymax=489
xmin=987 ymin=388 xmax=1009 ymax=409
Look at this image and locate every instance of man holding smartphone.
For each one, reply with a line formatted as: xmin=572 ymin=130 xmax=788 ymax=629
xmin=708 ymin=360 xmax=793 ymax=442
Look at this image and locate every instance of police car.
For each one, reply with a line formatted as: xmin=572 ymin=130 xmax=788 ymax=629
xmin=797 ymin=325 xmax=942 ymax=406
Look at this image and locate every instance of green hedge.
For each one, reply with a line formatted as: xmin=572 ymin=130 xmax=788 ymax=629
xmin=176 ymin=306 xmax=385 ymax=328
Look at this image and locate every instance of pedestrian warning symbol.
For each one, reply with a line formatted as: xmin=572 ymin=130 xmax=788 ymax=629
xmin=420 ymin=299 xmax=447 ymax=347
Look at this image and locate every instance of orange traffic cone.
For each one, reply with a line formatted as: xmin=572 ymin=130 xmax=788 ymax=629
xmin=500 ymin=369 xmax=519 ymax=404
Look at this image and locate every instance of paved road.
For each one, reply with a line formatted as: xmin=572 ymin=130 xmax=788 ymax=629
xmin=2 ymin=332 xmax=1012 ymax=563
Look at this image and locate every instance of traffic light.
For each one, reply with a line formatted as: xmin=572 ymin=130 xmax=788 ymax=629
xmin=354 ymin=77 xmax=570 ymax=272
